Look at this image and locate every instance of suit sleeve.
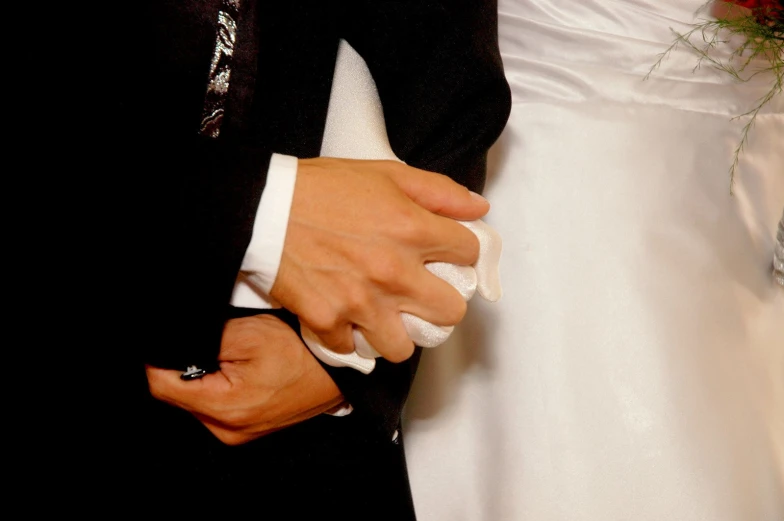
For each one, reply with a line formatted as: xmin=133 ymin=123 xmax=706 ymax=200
xmin=344 ymin=0 xmax=511 ymax=193
xmin=322 ymin=0 xmax=512 ymax=438
xmin=119 ymin=0 xmax=274 ymax=372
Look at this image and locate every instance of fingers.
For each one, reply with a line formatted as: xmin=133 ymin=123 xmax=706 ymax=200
xmin=301 ymin=324 xmax=378 ymax=374
xmin=303 ymin=266 xmax=469 ymax=361
xmin=355 ymin=311 xmax=416 ymax=364
xmin=146 ymin=314 xmax=347 ymax=445
xmin=417 ymin=212 xmax=481 ymax=266
xmin=305 ymin=282 xmax=417 ymax=363
xmin=352 ymin=329 xmax=381 ymax=359
xmin=400 ymin=267 xmax=469 ymax=326
xmin=145 ymin=365 xmax=228 ymax=414
xmin=425 ymin=262 xmax=477 ymax=301
xmin=302 ymin=321 xmax=356 ymax=355
xmin=384 ymin=161 xmax=490 ymax=220
xmin=401 ymin=313 xmax=454 ymax=348
xmin=272 ymin=157 xmax=492 ymax=365
xmin=355 ymin=264 xmax=469 ymax=358
xmin=301 ymin=292 xmax=370 ymax=355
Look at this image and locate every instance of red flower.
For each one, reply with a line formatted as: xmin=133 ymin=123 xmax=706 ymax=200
xmin=724 ymin=0 xmax=783 ymax=22
xmin=728 ymin=0 xmax=781 ymax=9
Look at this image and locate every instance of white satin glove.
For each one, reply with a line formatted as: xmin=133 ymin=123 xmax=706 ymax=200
xmin=301 ymin=219 xmax=503 ymax=374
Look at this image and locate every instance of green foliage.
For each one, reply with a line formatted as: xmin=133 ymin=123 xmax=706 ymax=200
xmin=646 ymin=2 xmax=783 ymax=192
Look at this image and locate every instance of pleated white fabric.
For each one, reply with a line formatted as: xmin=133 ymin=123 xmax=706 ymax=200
xmin=401 ymin=1 xmax=784 ymax=520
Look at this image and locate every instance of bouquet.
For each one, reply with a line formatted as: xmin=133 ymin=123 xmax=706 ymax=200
xmin=647 ymin=0 xmax=783 ymax=188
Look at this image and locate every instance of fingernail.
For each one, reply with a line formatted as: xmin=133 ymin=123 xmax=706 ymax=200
xmin=469 ymin=191 xmax=488 ymax=203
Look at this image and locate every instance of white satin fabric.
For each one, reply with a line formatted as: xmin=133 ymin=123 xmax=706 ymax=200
xmin=402 ymin=1 xmax=784 ymax=520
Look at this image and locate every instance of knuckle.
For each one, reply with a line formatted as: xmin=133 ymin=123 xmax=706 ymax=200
xmin=344 ymin=286 xmax=371 ymax=316
xmin=441 ymin=294 xmax=468 ymax=325
xmin=382 ymin=159 xmax=403 ymax=171
xmin=382 ymin=159 xmax=408 ymax=176
xmin=369 ymin=254 xmax=406 ymax=284
xmin=431 ymin=173 xmax=455 ymax=193
xmin=305 ymin=310 xmax=355 ymax=354
xmin=307 ymin=307 xmax=342 ymax=336
xmin=385 ymin=341 xmax=415 ymax=364
xmin=453 ymin=227 xmax=480 ymax=263
xmin=316 ymin=327 xmax=356 ymax=354
xmin=432 ymin=172 xmax=451 ymax=184
xmin=391 ymin=208 xmax=422 ymax=241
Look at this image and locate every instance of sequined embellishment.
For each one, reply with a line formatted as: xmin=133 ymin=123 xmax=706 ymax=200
xmin=199 ymin=0 xmax=241 ymax=138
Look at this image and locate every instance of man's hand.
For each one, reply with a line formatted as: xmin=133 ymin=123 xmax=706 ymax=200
xmin=146 ymin=314 xmax=343 ymax=446
xmin=270 ymin=158 xmax=489 ymax=363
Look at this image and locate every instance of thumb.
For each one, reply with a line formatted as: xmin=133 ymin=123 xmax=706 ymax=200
xmin=145 ymin=365 xmax=226 ymax=412
xmin=387 ymin=163 xmax=490 ymax=220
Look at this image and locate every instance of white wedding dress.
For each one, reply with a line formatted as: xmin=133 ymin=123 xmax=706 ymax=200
xmin=321 ymin=1 xmax=784 ymax=519
xmin=401 ymin=1 xmax=784 ymax=520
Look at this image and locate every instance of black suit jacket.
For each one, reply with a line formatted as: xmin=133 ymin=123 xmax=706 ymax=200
xmin=121 ymin=0 xmax=510 ymax=509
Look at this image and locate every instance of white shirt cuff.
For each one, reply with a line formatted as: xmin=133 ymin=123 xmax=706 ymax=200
xmin=230 ymin=153 xmax=298 ymax=309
